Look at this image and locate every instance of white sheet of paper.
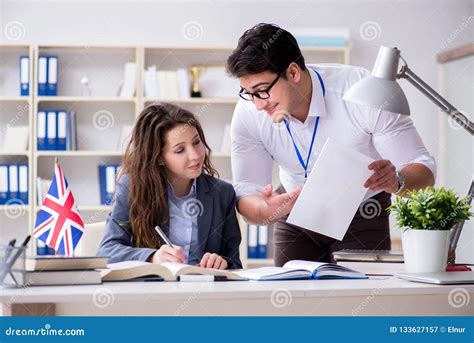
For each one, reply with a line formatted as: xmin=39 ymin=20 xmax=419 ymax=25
xmin=287 ymin=138 xmax=374 ymax=240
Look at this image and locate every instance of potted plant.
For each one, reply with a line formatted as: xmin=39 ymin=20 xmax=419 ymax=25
xmin=390 ymin=187 xmax=472 ymax=273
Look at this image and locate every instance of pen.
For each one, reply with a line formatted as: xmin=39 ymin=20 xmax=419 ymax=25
xmin=153 ymin=225 xmax=174 ymax=248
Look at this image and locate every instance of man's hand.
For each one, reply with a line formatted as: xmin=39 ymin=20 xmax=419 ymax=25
xmin=259 ymin=184 xmax=301 ymax=223
xmin=364 ymin=159 xmax=399 ymax=193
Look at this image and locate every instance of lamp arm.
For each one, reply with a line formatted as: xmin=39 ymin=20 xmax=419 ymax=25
xmin=398 ymin=65 xmax=474 ymax=135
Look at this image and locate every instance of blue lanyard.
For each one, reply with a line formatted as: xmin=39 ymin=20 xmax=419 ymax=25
xmin=284 ymin=70 xmax=325 ymax=179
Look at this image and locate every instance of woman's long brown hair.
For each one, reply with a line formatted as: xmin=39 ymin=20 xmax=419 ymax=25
xmin=119 ymin=103 xmax=218 ymax=249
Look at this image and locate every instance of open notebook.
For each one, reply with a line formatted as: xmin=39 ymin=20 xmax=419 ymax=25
xmin=101 ymin=260 xmax=366 ymax=282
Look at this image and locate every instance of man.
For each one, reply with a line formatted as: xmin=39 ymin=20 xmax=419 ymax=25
xmin=226 ymin=23 xmax=436 ymax=266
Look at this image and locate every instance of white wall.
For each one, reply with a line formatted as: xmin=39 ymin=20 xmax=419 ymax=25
xmin=1 ymin=0 xmax=471 ymax=164
xmin=1 ymin=0 xmax=472 ymax=250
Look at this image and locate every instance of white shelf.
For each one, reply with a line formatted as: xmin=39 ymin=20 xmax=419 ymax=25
xmin=34 ymin=205 xmax=112 ymax=212
xmin=0 ymin=96 xmax=30 ymax=102
xmin=0 ymin=205 xmax=30 ymax=211
xmin=144 ymin=97 xmax=237 ymax=105
xmin=36 ymin=151 xmax=123 ymax=157
xmin=36 ymin=96 xmax=136 ymax=103
xmin=0 ymin=151 xmax=30 ymax=156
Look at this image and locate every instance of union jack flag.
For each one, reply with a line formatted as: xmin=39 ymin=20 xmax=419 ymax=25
xmin=34 ymin=163 xmax=84 ymax=256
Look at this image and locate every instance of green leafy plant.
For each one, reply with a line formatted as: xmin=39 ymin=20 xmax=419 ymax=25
xmin=390 ymin=187 xmax=473 ymax=230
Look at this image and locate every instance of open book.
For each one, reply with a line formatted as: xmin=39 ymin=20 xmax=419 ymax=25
xmin=101 ymin=261 xmax=245 ymax=281
xmin=101 ymin=260 xmax=366 ymax=282
xmin=235 ymin=260 xmax=367 ymax=281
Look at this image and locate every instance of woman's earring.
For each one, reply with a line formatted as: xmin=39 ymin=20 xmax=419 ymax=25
xmin=159 ymin=160 xmax=165 ymax=165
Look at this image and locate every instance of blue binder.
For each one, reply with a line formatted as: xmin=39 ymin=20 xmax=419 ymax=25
xmin=47 ymin=56 xmax=58 ymax=96
xmin=37 ymin=56 xmax=48 ymax=96
xmin=56 ymin=111 xmax=67 ymax=150
xmin=18 ymin=165 xmax=28 ymax=205
xmin=98 ymin=164 xmax=120 ymax=205
xmin=37 ymin=111 xmax=47 ymax=151
xmin=8 ymin=165 xmax=19 ymax=203
xmin=247 ymin=224 xmax=258 ymax=259
xmin=46 ymin=111 xmax=57 ymax=150
xmin=257 ymin=225 xmax=268 ymax=259
xmin=0 ymin=165 xmax=9 ymax=205
xmin=36 ymin=239 xmax=55 ymax=256
xmin=19 ymin=56 xmax=29 ymax=96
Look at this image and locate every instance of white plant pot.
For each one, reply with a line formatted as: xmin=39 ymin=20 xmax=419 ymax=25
xmin=402 ymin=229 xmax=450 ymax=273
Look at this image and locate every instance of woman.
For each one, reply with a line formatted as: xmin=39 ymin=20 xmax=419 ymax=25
xmin=98 ymin=103 xmax=242 ymax=269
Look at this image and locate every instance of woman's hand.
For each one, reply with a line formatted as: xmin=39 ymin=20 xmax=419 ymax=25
xmin=199 ymin=253 xmax=228 ymax=269
xmin=151 ymin=245 xmax=185 ymax=264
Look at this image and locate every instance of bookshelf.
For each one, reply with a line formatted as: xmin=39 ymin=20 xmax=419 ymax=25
xmin=0 ymin=43 xmax=350 ymax=264
xmin=0 ymin=43 xmax=34 ymax=249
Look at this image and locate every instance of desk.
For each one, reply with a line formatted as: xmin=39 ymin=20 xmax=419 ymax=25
xmin=1 ymin=277 xmax=473 ymax=316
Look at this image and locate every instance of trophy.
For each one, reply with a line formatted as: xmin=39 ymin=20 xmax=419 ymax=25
xmin=190 ymin=66 xmax=202 ymax=98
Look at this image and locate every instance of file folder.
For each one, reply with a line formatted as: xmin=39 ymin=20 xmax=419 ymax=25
xmin=18 ymin=165 xmax=28 ymax=205
xmin=57 ymin=111 xmax=67 ymax=150
xmin=37 ymin=56 xmax=48 ymax=96
xmin=257 ymin=225 xmax=268 ymax=259
xmin=248 ymin=224 xmax=258 ymax=259
xmin=8 ymin=165 xmax=19 ymax=203
xmin=46 ymin=111 xmax=57 ymax=150
xmin=47 ymin=56 xmax=58 ymax=96
xmin=99 ymin=164 xmax=119 ymax=205
xmin=37 ymin=111 xmax=47 ymax=150
xmin=0 ymin=165 xmax=8 ymax=205
xmin=19 ymin=56 xmax=29 ymax=96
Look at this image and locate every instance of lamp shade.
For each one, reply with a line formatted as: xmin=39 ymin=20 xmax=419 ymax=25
xmin=343 ymin=46 xmax=411 ymax=115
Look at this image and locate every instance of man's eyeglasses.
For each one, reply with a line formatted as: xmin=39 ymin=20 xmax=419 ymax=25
xmin=239 ymin=71 xmax=283 ymax=101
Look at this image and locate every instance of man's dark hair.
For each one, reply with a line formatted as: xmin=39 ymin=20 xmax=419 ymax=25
xmin=227 ymin=23 xmax=306 ymax=78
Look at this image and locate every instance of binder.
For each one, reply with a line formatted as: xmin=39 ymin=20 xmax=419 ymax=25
xmin=0 ymin=165 xmax=9 ymax=205
xmin=257 ymin=225 xmax=268 ymax=259
xmin=247 ymin=224 xmax=258 ymax=259
xmin=18 ymin=165 xmax=28 ymax=205
xmin=47 ymin=56 xmax=58 ymax=96
xmin=37 ymin=111 xmax=47 ymax=150
xmin=46 ymin=111 xmax=57 ymax=150
xmin=36 ymin=239 xmax=55 ymax=256
xmin=56 ymin=111 xmax=67 ymax=150
xmin=8 ymin=165 xmax=19 ymax=203
xmin=19 ymin=56 xmax=30 ymax=96
xmin=37 ymin=56 xmax=48 ymax=96
xmin=98 ymin=164 xmax=119 ymax=205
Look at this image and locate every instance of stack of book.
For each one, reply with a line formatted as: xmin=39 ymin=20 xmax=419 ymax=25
xmin=24 ymin=256 xmax=108 ymax=286
xmin=333 ymin=249 xmax=405 ymax=276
